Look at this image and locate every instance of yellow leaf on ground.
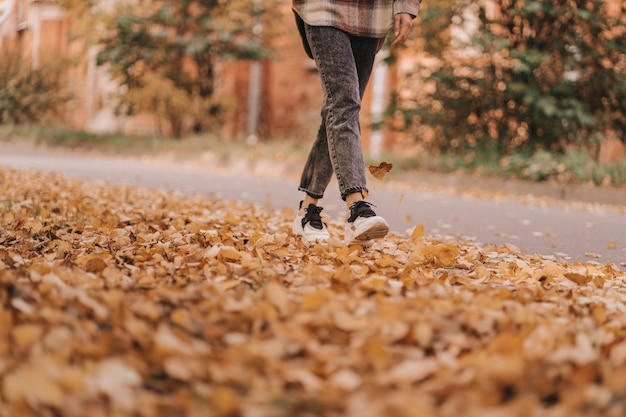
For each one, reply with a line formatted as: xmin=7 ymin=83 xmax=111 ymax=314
xmin=12 ymin=324 xmax=43 ymax=351
xmin=300 ymin=289 xmax=333 ymax=311
xmin=3 ymin=365 xmax=64 ymax=407
xmin=265 ymin=281 xmax=290 ymax=316
xmin=93 ymin=359 xmax=142 ymax=412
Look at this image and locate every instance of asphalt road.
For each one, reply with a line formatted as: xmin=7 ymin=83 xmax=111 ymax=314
xmin=1 ymin=142 xmax=625 ymax=271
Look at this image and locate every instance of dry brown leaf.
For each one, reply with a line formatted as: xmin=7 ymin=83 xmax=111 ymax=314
xmin=413 ymin=322 xmax=434 ymax=348
xmin=329 ymin=368 xmax=362 ymax=391
xmin=265 ymin=281 xmax=290 ymax=316
xmin=92 ymin=359 xmax=142 ymax=411
xmin=368 ymin=162 xmax=393 ymax=180
xmin=333 ymin=311 xmax=369 ymax=332
xmin=3 ymin=364 xmax=64 ymax=407
xmin=300 ymin=288 xmax=334 ymax=311
xmin=211 ymin=386 xmax=241 ymax=416
xmin=284 ymin=368 xmax=323 ymax=392
xmin=380 ymin=359 xmax=439 ymax=386
xmin=12 ymin=324 xmax=43 ymax=351
xmin=421 ymin=243 xmax=459 ymax=267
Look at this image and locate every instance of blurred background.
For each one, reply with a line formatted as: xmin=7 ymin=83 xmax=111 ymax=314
xmin=1 ymin=0 xmax=625 ymax=186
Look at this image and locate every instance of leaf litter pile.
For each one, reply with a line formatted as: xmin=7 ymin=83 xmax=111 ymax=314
xmin=1 ymin=167 xmax=626 ymax=417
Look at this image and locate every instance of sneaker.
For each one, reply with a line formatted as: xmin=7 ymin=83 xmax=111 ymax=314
xmin=292 ymin=201 xmax=330 ymax=243
xmin=344 ymin=201 xmax=389 ymax=246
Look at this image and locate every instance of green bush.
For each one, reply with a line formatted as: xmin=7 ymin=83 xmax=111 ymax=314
xmin=0 ymin=45 xmax=71 ymax=124
xmin=397 ymin=0 xmax=626 ymax=157
xmin=502 ymin=147 xmax=626 ymax=185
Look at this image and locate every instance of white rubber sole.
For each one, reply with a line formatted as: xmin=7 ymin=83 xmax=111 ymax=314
xmin=292 ymin=217 xmax=330 ymax=243
xmin=344 ymin=216 xmax=389 ymax=246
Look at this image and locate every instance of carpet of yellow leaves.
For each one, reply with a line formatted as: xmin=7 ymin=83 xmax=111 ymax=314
xmin=1 ymin=167 xmax=626 ymax=417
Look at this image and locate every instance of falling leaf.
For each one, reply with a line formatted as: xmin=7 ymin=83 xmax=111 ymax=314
xmin=368 ymin=162 xmax=393 ymax=180
xmin=411 ymin=224 xmax=425 ymax=242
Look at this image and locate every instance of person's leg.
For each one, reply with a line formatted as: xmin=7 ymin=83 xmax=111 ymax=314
xmin=291 ymin=17 xmax=331 ymax=242
xmin=342 ymin=35 xmax=386 ymax=204
xmin=340 ymin=34 xmax=390 ymax=245
xmin=301 ymin=25 xmax=380 ymax=201
xmin=294 ymin=23 xmax=388 ymax=245
xmin=294 ymin=25 xmax=360 ymax=243
xmin=297 ymin=121 xmax=333 ymax=201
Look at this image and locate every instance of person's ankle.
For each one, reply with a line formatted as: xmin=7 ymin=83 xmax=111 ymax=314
xmin=302 ymin=195 xmax=319 ymax=208
xmin=345 ymin=191 xmax=365 ymax=208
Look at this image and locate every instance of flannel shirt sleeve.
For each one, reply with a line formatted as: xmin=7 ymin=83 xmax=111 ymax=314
xmin=393 ymin=0 xmax=421 ymax=18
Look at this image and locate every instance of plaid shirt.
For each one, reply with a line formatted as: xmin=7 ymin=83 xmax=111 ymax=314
xmin=292 ymin=0 xmax=421 ymax=38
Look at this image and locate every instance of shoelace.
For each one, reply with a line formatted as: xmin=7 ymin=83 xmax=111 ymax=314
xmin=302 ymin=204 xmax=325 ymax=230
xmin=347 ymin=201 xmax=376 ymax=223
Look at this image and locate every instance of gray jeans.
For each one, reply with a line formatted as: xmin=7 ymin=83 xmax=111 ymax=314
xmin=296 ymin=17 xmax=385 ymax=201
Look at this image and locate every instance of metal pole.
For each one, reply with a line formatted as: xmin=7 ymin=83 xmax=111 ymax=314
xmin=246 ymin=0 xmax=263 ymax=145
xmin=369 ymin=48 xmax=389 ymax=159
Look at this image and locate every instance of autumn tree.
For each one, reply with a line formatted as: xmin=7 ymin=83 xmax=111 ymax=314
xmin=95 ymin=0 xmax=279 ymax=138
xmin=397 ymin=0 xmax=626 ymax=157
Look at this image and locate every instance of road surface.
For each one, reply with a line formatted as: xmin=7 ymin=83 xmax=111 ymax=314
xmin=1 ymin=142 xmax=625 ymax=270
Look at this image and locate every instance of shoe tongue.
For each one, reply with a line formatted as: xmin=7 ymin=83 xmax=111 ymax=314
xmin=350 ymin=201 xmax=375 ymax=220
xmin=305 ymin=204 xmax=324 ymax=229
xmin=357 ymin=208 xmax=375 ymax=218
xmin=309 ymin=219 xmax=323 ymax=229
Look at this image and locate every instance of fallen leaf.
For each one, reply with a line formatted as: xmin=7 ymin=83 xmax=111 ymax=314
xmin=92 ymin=359 xmax=142 ymax=411
xmin=3 ymin=364 xmax=64 ymax=407
xmin=329 ymin=368 xmax=362 ymax=391
xmin=380 ymin=359 xmax=439 ymax=386
xmin=265 ymin=281 xmax=290 ymax=316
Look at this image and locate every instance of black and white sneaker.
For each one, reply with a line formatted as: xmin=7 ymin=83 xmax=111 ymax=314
xmin=292 ymin=201 xmax=330 ymax=243
xmin=344 ymin=201 xmax=389 ymax=246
